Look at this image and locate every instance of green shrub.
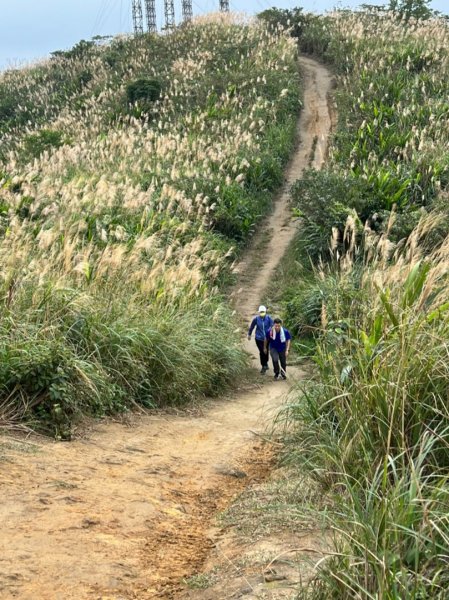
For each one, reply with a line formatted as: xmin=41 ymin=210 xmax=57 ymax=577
xmin=24 ymin=129 xmax=65 ymax=159
xmin=257 ymin=7 xmax=311 ymax=39
xmin=51 ymin=39 xmax=97 ymax=61
xmin=389 ymin=0 xmax=438 ymax=21
xmin=291 ymin=170 xmax=365 ymax=262
xmin=126 ymin=77 xmax=162 ymax=105
xmin=0 ymin=93 xmax=17 ymax=122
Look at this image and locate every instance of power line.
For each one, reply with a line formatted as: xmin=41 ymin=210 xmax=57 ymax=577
xmin=192 ymin=0 xmax=208 ymax=16
xmin=93 ymin=0 xmax=107 ymax=31
xmin=92 ymin=0 xmax=112 ymax=36
xmin=99 ymin=0 xmax=120 ymax=32
xmin=119 ymin=0 xmax=126 ymax=31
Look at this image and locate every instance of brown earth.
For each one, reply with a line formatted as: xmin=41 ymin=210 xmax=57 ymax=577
xmin=0 ymin=56 xmax=333 ymax=600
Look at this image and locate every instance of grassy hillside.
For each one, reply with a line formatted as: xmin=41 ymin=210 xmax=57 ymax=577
xmin=0 ymin=15 xmax=301 ymax=436
xmin=264 ymin=8 xmax=449 ymax=599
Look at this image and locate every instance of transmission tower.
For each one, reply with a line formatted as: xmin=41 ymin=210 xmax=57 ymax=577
xmin=182 ymin=0 xmax=193 ymax=23
xmin=219 ymin=0 xmax=230 ymax=12
xmin=164 ymin=0 xmax=175 ymax=29
xmin=132 ymin=0 xmax=144 ymax=34
xmin=144 ymin=0 xmax=157 ymax=33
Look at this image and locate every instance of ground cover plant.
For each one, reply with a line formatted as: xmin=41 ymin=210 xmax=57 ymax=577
xmin=266 ymin=7 xmax=449 ymax=598
xmin=0 ymin=14 xmax=301 ymax=435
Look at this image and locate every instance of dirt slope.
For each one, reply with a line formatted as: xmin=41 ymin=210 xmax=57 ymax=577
xmin=0 ymin=56 xmax=333 ymax=600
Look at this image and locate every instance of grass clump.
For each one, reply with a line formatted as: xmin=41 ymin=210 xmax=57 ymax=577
xmin=183 ymin=572 xmax=217 ymax=589
xmin=0 ymin=283 xmax=246 ymax=438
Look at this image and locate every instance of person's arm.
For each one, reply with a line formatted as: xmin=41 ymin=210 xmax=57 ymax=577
xmin=247 ymin=317 xmax=256 ymax=340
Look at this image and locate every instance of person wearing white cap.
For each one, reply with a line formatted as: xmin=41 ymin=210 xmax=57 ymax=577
xmin=247 ymin=305 xmax=274 ymax=374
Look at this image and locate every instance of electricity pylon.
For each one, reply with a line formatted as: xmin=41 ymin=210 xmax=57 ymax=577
xmin=164 ymin=0 xmax=175 ymax=29
xmin=132 ymin=0 xmax=144 ymax=34
xmin=219 ymin=0 xmax=230 ymax=11
xmin=182 ymin=0 xmax=193 ymax=23
xmin=144 ymin=0 xmax=157 ymax=33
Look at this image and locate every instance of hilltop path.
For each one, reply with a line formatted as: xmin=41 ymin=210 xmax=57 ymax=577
xmin=0 ymin=57 xmax=333 ymax=600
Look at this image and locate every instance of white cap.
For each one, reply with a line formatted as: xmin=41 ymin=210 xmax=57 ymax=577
xmin=258 ymin=305 xmax=267 ymax=313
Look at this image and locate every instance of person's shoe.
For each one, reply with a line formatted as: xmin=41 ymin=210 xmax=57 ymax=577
xmin=281 ymin=373 xmax=287 ymax=380
xmin=274 ymin=374 xmax=280 ymax=380
xmin=260 ymin=367 xmax=266 ymax=374
xmin=263 ymin=365 xmax=269 ymax=371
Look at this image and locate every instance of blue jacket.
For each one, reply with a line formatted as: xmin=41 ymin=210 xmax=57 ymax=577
xmin=248 ymin=314 xmax=274 ymax=341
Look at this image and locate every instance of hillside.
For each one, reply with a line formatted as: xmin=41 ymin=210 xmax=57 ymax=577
xmin=3 ymin=6 xmax=449 ymax=599
xmin=0 ymin=15 xmax=300 ymax=436
xmin=0 ymin=36 xmax=333 ymax=600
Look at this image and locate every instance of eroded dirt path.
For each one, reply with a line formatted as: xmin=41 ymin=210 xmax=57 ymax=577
xmin=0 ymin=57 xmax=333 ymax=600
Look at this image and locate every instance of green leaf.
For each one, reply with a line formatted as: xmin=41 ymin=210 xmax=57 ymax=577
xmin=401 ymin=261 xmax=430 ymax=310
xmin=377 ymin=286 xmax=399 ymax=328
xmin=426 ymin=301 xmax=449 ymax=324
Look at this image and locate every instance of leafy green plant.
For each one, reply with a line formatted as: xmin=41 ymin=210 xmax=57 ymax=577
xmin=291 ymin=170 xmax=365 ymax=262
xmin=126 ymin=77 xmax=162 ymax=104
xmin=24 ymin=129 xmax=65 ymax=159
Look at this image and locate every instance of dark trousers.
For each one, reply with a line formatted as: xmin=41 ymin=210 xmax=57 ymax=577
xmin=255 ymin=339 xmax=269 ymax=368
xmin=270 ymin=348 xmax=286 ymax=376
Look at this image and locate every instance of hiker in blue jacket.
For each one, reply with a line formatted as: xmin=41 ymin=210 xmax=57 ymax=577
xmin=248 ymin=305 xmax=274 ymax=374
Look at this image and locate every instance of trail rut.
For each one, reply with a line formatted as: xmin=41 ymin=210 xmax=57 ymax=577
xmin=0 ymin=56 xmax=333 ymax=600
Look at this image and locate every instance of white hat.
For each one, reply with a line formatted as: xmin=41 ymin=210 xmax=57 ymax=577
xmin=258 ymin=305 xmax=267 ymax=313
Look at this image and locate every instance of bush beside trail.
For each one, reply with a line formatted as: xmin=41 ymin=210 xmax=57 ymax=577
xmin=281 ymin=217 xmax=449 ymax=599
xmin=1 ymin=286 xmax=244 ymax=440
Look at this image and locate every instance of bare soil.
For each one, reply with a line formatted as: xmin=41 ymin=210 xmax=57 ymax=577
xmin=0 ymin=56 xmax=333 ymax=600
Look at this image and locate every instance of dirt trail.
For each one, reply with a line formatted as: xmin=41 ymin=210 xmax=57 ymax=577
xmin=0 ymin=57 xmax=333 ymax=600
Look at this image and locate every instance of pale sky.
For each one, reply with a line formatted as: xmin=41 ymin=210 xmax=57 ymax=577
xmin=0 ymin=0 xmax=447 ymax=70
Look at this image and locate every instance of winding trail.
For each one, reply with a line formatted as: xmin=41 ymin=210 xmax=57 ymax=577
xmin=0 ymin=57 xmax=333 ymax=600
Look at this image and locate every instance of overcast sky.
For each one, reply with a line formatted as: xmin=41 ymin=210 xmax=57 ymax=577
xmin=0 ymin=0 xmax=447 ymax=70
